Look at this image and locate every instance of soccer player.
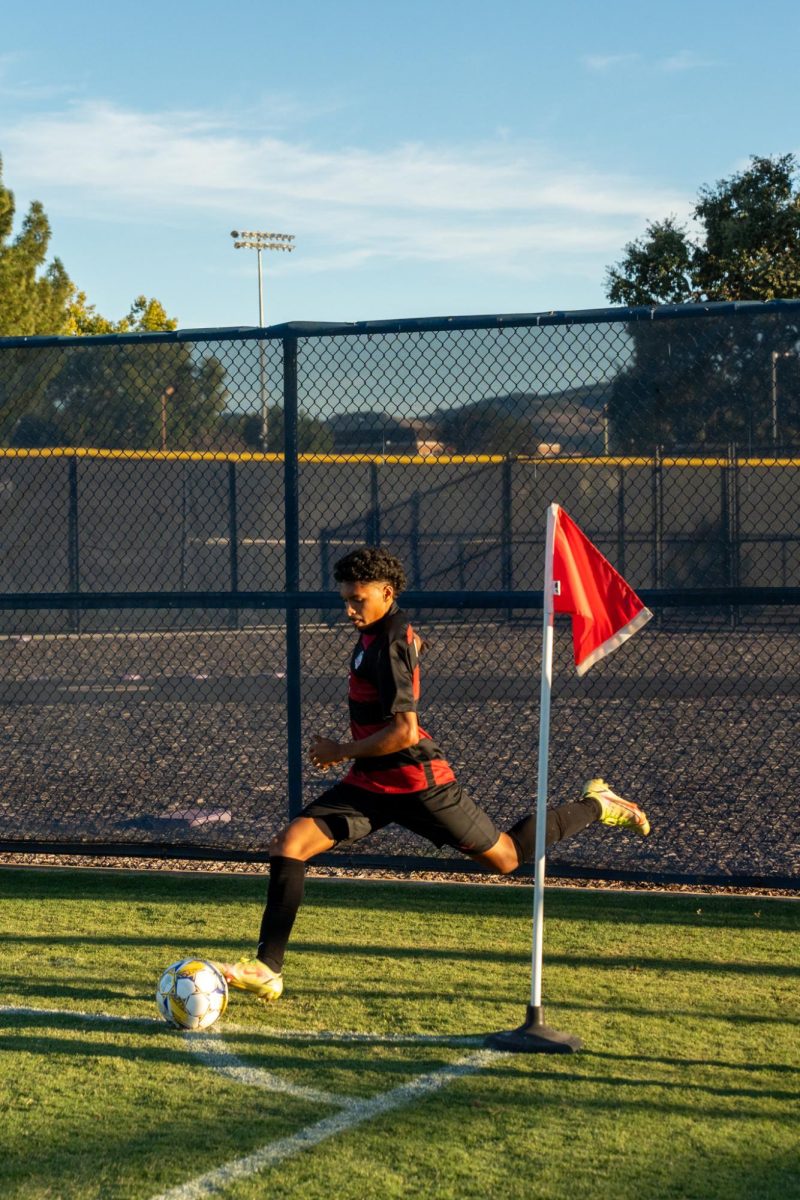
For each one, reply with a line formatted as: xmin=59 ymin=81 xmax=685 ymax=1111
xmin=217 ymin=546 xmax=650 ymax=1001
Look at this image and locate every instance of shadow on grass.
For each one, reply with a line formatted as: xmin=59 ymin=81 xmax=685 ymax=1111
xmin=584 ymin=1049 xmax=800 ymax=1075
xmin=549 ymin=998 xmax=793 ymax=1026
xmin=3 ymin=979 xmax=152 ymax=1003
xmin=0 ymin=1030 xmax=206 ymax=1068
xmin=1 ymin=934 xmax=795 ymax=978
xmin=0 ymin=870 xmax=796 ymax=931
xmin=4 ymin=1014 xmax=795 ymax=1108
xmin=468 ymin=1064 xmax=800 ymax=1113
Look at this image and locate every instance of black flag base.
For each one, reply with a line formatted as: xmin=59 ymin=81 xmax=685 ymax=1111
xmin=485 ymin=1004 xmax=582 ymax=1054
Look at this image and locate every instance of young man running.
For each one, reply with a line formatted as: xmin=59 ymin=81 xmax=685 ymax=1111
xmin=218 ymin=547 xmax=650 ymax=1001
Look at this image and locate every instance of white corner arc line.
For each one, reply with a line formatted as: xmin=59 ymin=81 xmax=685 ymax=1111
xmin=0 ymin=1005 xmax=502 ymax=1198
xmin=186 ymin=1032 xmax=352 ymax=1108
xmin=0 ymin=1006 xmax=484 ymax=1047
xmin=149 ymin=1048 xmax=500 ymax=1200
xmin=248 ymin=1025 xmax=485 ymax=1046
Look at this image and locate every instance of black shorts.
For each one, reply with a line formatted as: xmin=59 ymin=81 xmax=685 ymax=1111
xmin=300 ymin=780 xmax=500 ymax=856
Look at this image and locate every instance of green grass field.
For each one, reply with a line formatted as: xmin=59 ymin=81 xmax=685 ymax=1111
xmin=0 ymin=868 xmax=797 ymax=1200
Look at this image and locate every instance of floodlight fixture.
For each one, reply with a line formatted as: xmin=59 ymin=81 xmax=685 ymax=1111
xmin=230 ymin=227 xmax=296 ymax=451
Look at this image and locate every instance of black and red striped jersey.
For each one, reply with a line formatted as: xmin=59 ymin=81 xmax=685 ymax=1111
xmin=343 ymin=604 xmax=456 ymax=794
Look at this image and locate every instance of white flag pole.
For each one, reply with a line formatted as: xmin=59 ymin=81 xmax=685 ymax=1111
xmin=486 ymin=503 xmax=581 ymax=1052
xmin=530 ymin=501 xmax=558 ymax=1011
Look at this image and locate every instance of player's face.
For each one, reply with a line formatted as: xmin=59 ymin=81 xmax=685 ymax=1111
xmin=340 ymin=580 xmax=395 ymax=629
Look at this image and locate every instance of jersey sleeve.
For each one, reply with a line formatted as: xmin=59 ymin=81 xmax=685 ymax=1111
xmin=376 ymin=624 xmax=420 ymax=718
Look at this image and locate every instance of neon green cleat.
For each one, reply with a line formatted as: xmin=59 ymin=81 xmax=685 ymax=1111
xmin=212 ymin=958 xmax=284 ymax=1001
xmin=583 ymin=778 xmax=651 ymax=838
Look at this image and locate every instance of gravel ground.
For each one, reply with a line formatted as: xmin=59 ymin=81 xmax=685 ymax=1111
xmin=0 ymin=619 xmax=797 ymax=888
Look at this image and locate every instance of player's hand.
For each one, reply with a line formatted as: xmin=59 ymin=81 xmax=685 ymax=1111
xmin=309 ymin=736 xmax=346 ymax=771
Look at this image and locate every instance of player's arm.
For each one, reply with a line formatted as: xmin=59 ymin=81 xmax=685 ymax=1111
xmin=310 ymin=712 xmax=419 ymax=768
xmin=310 ymin=627 xmax=421 ymax=768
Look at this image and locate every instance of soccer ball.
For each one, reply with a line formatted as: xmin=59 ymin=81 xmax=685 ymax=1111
xmin=156 ymin=958 xmax=228 ymax=1031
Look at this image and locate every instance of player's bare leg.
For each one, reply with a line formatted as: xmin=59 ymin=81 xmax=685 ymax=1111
xmin=214 ymin=817 xmax=334 ymax=999
xmin=271 ymin=816 xmax=336 ymax=860
xmin=472 ymin=832 xmax=520 ymax=874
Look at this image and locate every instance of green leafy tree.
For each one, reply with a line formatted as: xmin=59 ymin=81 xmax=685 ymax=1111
xmin=0 ymin=158 xmax=187 ymax=445
xmin=437 ymin=403 xmax=537 ymax=454
xmin=228 ymin=406 xmax=334 ymax=452
xmin=0 ymin=156 xmax=74 ymax=337
xmin=38 ymin=343 xmax=228 ymax=450
xmin=605 ymin=155 xmax=800 ymax=452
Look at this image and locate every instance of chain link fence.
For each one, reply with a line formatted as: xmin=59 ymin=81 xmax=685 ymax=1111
xmin=0 ymin=301 xmax=798 ymax=886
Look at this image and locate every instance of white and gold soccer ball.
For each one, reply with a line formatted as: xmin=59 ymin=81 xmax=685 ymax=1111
xmin=156 ymin=958 xmax=228 ymax=1031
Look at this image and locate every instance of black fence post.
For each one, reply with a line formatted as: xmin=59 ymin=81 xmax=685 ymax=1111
xmin=283 ymin=335 xmax=303 ymax=820
xmin=501 ymin=458 xmax=513 ymax=600
xmin=67 ymin=457 xmax=80 ymax=634
xmin=651 ymin=447 xmax=664 ymax=627
xmin=616 ymin=464 xmax=626 ymax=576
xmin=227 ymin=461 xmax=239 ymax=630
xmin=410 ymin=492 xmax=421 ymax=588
xmin=367 ymin=460 xmax=381 ymax=545
xmin=722 ymin=443 xmax=741 ymax=628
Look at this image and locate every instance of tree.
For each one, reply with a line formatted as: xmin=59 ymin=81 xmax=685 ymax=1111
xmin=64 ymin=292 xmax=179 ymax=336
xmin=604 ymin=155 xmax=800 ymax=452
xmin=232 ymin=406 xmax=334 ymax=453
xmin=0 ymin=156 xmax=74 ymax=336
xmin=437 ymin=402 xmax=539 ymax=455
xmin=0 ymin=159 xmax=193 ymax=445
xmin=39 ymin=342 xmax=229 ymax=450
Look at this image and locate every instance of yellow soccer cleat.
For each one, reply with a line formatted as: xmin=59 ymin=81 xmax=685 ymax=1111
xmin=583 ymin=778 xmax=651 ymax=838
xmin=211 ymin=958 xmax=284 ymax=1001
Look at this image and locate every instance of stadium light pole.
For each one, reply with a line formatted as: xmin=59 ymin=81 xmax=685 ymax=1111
xmin=230 ymin=230 xmax=295 ymax=451
xmin=160 ymin=385 xmax=176 ymax=451
xmin=770 ymin=350 xmax=795 ymax=451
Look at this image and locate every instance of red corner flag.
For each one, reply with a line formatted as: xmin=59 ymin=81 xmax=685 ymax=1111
xmin=552 ymin=506 xmax=653 ymax=675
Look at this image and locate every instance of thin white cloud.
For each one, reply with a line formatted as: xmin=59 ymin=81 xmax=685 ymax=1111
xmin=3 ymin=100 xmax=691 ymax=278
xmin=659 ymin=50 xmax=717 ymax=72
xmin=582 ymin=53 xmax=640 ymax=72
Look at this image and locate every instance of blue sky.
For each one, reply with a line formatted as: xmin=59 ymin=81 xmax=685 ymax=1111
xmin=2 ymin=0 xmax=799 ymax=330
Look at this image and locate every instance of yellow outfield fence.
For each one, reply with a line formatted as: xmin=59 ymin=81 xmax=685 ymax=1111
xmin=1 ymin=446 xmax=799 ymax=468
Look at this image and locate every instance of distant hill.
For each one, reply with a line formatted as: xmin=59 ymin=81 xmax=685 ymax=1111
xmin=437 ymin=383 xmax=614 ymax=453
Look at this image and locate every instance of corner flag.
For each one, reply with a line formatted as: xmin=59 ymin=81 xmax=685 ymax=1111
xmin=487 ymin=503 xmax=651 ymax=1054
xmin=553 ymin=507 xmax=653 ymax=675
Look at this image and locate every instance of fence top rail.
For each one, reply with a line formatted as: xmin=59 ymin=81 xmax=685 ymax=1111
xmin=2 ymin=447 xmax=800 ymax=469
xmin=1 ymin=587 xmax=799 ymax=611
xmin=2 ymin=298 xmax=800 ymax=350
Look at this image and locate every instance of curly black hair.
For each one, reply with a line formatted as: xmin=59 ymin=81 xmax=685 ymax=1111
xmin=333 ymin=547 xmax=407 ymax=594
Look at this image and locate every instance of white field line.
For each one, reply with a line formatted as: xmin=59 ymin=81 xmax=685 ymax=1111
xmin=239 ymin=1025 xmax=485 ymax=1047
xmin=149 ymin=1048 xmax=500 ymax=1200
xmin=187 ymin=1031 xmax=353 ymax=1107
xmin=1 ymin=1004 xmax=500 ymax=1198
xmin=0 ymin=1006 xmax=483 ymax=1046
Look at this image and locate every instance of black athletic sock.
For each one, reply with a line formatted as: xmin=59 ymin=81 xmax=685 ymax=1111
xmin=256 ymin=855 xmax=306 ymax=973
xmin=507 ymin=798 xmax=601 ymax=865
